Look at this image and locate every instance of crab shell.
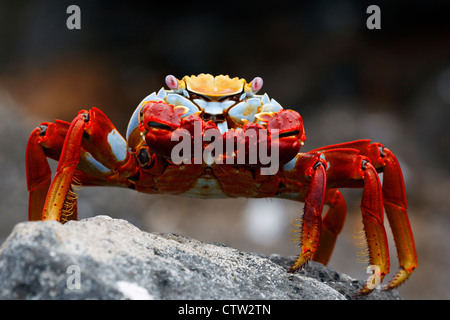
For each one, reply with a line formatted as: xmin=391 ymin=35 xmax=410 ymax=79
xmin=125 ymin=74 xmax=305 ymax=166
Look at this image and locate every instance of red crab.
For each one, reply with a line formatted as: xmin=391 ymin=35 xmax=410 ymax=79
xmin=26 ymin=73 xmax=417 ymax=295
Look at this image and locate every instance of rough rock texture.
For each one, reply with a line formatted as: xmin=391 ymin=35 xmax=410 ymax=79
xmin=0 ymin=216 xmax=400 ymax=300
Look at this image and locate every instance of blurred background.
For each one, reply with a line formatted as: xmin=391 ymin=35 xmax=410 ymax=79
xmin=0 ymin=0 xmax=449 ymax=299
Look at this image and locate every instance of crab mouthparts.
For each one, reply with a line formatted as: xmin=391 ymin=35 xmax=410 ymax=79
xmin=147 ymin=121 xmax=174 ymax=131
xmin=278 ymin=130 xmax=300 ymax=138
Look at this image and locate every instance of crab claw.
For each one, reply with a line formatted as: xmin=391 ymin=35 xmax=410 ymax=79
xmin=256 ymin=110 xmax=306 ymax=165
xmin=141 ymin=101 xmax=206 ymax=161
xmin=141 ymin=101 xmax=185 ymax=159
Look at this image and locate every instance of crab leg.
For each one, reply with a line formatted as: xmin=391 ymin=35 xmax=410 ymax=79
xmin=312 ymin=188 xmax=347 ymax=265
xmin=313 ymin=140 xmax=417 ymax=289
xmin=284 ymin=149 xmax=390 ymax=294
xmin=381 ymin=148 xmax=417 ymax=290
xmin=282 ymin=154 xmax=327 ymax=272
xmin=41 ymin=113 xmax=87 ymax=221
xmin=289 ymin=163 xmax=327 ymax=271
xmin=26 ymin=127 xmax=52 ymax=221
xmin=321 ymin=149 xmax=390 ymax=294
xmin=26 ymin=120 xmax=70 ymax=220
xmin=28 ymin=108 xmax=137 ymax=222
xmin=358 ymin=161 xmax=390 ymax=294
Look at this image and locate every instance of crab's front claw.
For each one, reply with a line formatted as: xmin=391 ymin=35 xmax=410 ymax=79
xmin=141 ymin=101 xmax=191 ymax=159
xmin=257 ymin=109 xmax=306 ymax=165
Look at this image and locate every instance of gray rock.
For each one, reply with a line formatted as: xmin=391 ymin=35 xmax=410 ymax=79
xmin=0 ymin=215 xmax=400 ymax=300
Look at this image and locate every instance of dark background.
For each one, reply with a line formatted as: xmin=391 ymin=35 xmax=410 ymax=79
xmin=0 ymin=0 xmax=449 ymax=299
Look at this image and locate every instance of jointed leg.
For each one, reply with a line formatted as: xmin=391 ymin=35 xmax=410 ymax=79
xmin=41 ymin=113 xmax=87 ymax=221
xmin=312 ymin=189 xmax=346 ymax=265
xmin=358 ymin=161 xmax=390 ymax=294
xmin=322 ymin=150 xmax=390 ymax=295
xmin=26 ymin=120 xmax=70 ymax=220
xmin=312 ymin=140 xmax=417 ymax=290
xmin=26 ymin=127 xmax=52 ymax=221
xmin=26 ymin=108 xmax=134 ymax=222
xmin=381 ymin=148 xmax=417 ymax=289
xmin=283 ymin=149 xmax=390 ymax=294
xmin=288 ymin=161 xmax=327 ymax=272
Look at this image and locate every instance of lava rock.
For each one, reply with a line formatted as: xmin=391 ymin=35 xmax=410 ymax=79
xmin=0 ymin=216 xmax=400 ymax=300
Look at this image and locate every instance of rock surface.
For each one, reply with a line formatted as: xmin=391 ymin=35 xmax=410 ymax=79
xmin=0 ymin=216 xmax=400 ymax=300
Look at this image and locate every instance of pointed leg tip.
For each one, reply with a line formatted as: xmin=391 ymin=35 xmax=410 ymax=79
xmin=288 ymin=251 xmax=312 ymax=273
xmin=353 ymin=284 xmax=375 ymax=298
xmin=382 ymin=267 xmax=414 ymax=291
xmin=287 ymin=263 xmax=304 ymax=273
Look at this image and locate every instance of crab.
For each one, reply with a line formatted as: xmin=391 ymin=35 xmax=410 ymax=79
xmin=26 ymin=73 xmax=417 ymax=295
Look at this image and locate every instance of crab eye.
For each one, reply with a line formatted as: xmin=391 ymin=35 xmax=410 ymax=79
xmin=251 ymin=77 xmax=263 ymax=93
xmin=137 ymin=147 xmax=152 ymax=167
xmin=165 ymin=75 xmax=179 ymax=90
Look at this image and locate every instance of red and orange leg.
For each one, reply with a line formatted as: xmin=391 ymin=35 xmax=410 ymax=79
xmin=26 ymin=108 xmax=136 ymax=222
xmin=376 ymin=147 xmax=417 ymax=289
xmin=286 ymin=157 xmax=327 ymax=271
xmin=27 ymin=126 xmax=53 ymax=221
xmin=26 ymin=120 xmax=70 ymax=221
xmin=310 ymin=140 xmax=417 ymax=291
xmin=41 ymin=113 xmax=87 ymax=221
xmin=283 ymin=147 xmax=392 ymax=294
xmin=312 ymin=188 xmax=347 ymax=266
